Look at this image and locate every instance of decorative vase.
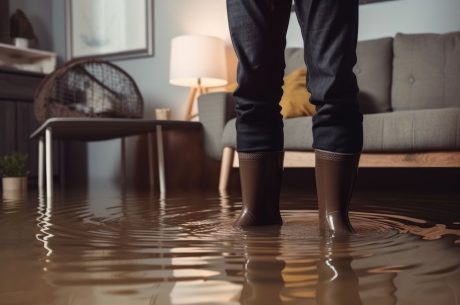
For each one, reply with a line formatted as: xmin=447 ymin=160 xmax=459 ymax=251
xmin=2 ymin=176 xmax=28 ymax=192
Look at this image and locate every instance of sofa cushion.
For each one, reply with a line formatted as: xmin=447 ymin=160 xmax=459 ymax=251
xmin=362 ymin=108 xmax=460 ymax=152
xmin=392 ymin=31 xmax=460 ymax=111
xmin=354 ymin=37 xmax=393 ymax=114
xmin=284 ymin=37 xmax=393 ymax=114
xmin=222 ymin=108 xmax=460 ymax=152
xmin=285 ymin=48 xmax=306 ymax=75
xmin=222 ymin=116 xmax=314 ymax=150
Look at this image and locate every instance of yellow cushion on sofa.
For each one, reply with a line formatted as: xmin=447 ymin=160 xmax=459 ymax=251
xmin=212 ymin=68 xmax=315 ymax=118
xmin=224 ymin=82 xmax=238 ymax=92
xmin=280 ymin=68 xmax=315 ymax=118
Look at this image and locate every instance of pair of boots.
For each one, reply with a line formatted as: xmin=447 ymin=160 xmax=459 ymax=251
xmin=234 ymin=150 xmax=360 ymax=235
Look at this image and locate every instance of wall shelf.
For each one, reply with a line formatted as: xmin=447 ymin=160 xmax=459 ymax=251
xmin=0 ymin=43 xmax=57 ymax=74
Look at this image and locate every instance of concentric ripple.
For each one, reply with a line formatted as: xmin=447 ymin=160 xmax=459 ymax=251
xmin=0 ymin=190 xmax=459 ymax=305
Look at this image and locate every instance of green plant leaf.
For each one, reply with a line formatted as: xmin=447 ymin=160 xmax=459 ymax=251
xmin=0 ymin=153 xmax=29 ymax=177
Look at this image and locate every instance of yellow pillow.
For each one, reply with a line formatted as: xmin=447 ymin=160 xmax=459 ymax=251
xmin=212 ymin=68 xmax=315 ymax=118
xmin=223 ymin=82 xmax=238 ymax=92
xmin=280 ymin=68 xmax=315 ymax=118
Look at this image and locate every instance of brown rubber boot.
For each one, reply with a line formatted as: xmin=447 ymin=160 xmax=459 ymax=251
xmin=233 ymin=151 xmax=284 ymax=228
xmin=315 ymin=149 xmax=360 ymax=236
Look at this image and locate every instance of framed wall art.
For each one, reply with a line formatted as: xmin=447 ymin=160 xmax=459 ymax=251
xmin=292 ymin=0 xmax=397 ymax=11
xmin=358 ymin=0 xmax=397 ymax=3
xmin=66 ymin=0 xmax=154 ymax=61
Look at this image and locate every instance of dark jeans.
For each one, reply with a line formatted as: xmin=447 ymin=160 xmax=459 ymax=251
xmin=227 ymin=0 xmax=363 ymax=154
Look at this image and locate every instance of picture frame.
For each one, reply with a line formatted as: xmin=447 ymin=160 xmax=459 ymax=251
xmin=358 ymin=0 xmax=397 ymax=4
xmin=292 ymin=0 xmax=396 ymax=11
xmin=66 ymin=0 xmax=154 ymax=61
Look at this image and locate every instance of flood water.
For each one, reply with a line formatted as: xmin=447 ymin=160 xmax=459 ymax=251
xmin=0 ymin=187 xmax=459 ymax=305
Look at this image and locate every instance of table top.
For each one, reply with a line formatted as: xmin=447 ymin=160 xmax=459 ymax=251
xmin=30 ymin=118 xmax=202 ymax=141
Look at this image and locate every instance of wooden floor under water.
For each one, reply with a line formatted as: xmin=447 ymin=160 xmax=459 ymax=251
xmin=0 ymin=186 xmax=459 ymax=305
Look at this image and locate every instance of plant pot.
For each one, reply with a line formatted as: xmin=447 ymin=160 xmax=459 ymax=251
xmin=2 ymin=176 xmax=28 ymax=192
xmin=2 ymin=190 xmax=27 ymax=201
xmin=13 ymin=37 xmax=29 ymax=48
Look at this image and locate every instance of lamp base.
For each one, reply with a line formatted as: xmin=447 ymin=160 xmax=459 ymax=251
xmin=185 ymin=86 xmax=206 ymax=121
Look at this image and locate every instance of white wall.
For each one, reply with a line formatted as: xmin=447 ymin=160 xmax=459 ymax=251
xmin=13 ymin=0 xmax=460 ymax=183
xmin=287 ymin=0 xmax=460 ymax=46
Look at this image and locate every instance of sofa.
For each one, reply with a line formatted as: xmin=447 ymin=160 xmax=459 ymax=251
xmin=197 ymin=31 xmax=460 ymax=191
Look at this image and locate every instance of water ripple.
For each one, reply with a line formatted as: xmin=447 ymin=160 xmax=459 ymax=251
xmin=0 ymin=191 xmax=459 ymax=305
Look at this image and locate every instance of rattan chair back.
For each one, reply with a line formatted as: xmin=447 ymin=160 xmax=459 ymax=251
xmin=34 ymin=58 xmax=143 ymax=124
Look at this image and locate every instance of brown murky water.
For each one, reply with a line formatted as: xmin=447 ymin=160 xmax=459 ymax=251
xmin=0 ymin=187 xmax=459 ymax=305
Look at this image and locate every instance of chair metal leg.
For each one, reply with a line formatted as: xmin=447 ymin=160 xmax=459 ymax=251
xmin=148 ymin=132 xmax=155 ymax=191
xmin=219 ymin=147 xmax=235 ymax=192
xmin=45 ymin=128 xmax=53 ymax=197
xmin=156 ymin=125 xmax=166 ymax=195
xmin=38 ymin=136 xmax=44 ymax=194
xmin=58 ymin=141 xmax=65 ymax=189
xmin=121 ymin=137 xmax=127 ymax=187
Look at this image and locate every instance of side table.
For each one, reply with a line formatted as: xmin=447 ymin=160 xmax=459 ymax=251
xmin=30 ymin=118 xmax=202 ymax=197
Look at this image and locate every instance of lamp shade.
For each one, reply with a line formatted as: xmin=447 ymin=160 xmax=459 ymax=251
xmin=169 ymin=35 xmax=228 ymax=88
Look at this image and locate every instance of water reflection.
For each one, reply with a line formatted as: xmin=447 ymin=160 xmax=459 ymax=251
xmin=238 ymin=228 xmax=285 ymax=305
xmin=0 ymin=189 xmax=459 ymax=304
xmin=316 ymin=235 xmax=365 ymax=305
xmin=36 ymin=194 xmax=53 ymax=257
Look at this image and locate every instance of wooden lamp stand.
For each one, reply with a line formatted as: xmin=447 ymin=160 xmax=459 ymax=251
xmin=185 ymin=78 xmax=207 ymax=121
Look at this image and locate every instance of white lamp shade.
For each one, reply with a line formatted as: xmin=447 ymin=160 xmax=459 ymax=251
xmin=169 ymin=35 xmax=228 ymax=88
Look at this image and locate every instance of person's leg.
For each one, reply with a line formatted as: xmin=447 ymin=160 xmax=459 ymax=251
xmin=294 ymin=0 xmax=363 ymax=235
xmin=226 ymin=0 xmax=291 ymax=227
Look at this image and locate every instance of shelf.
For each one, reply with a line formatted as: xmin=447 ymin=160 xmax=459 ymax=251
xmin=0 ymin=42 xmax=57 ymax=74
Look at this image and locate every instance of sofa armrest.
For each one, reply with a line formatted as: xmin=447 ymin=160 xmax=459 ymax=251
xmin=198 ymin=92 xmax=235 ymax=160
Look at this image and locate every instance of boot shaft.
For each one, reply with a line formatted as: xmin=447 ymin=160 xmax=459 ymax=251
xmin=315 ymin=149 xmax=360 ymax=235
xmin=235 ymin=151 xmax=285 ymax=227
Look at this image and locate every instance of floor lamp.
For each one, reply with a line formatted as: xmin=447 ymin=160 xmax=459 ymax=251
xmin=169 ymin=35 xmax=228 ymax=121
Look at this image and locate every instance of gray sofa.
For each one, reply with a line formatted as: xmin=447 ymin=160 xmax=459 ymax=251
xmin=198 ymin=31 xmax=460 ymax=190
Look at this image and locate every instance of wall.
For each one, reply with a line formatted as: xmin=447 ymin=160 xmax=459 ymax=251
xmin=11 ymin=0 xmax=460 ymax=184
xmin=287 ymin=0 xmax=460 ymax=46
xmin=0 ymin=0 xmax=9 ymax=43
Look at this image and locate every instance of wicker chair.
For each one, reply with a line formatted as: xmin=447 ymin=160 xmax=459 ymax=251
xmin=34 ymin=58 xmax=143 ymax=124
xmin=31 ymin=58 xmax=149 ymax=196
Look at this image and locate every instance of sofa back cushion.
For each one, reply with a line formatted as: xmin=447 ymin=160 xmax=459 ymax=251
xmin=392 ymin=31 xmax=460 ymax=110
xmin=354 ymin=37 xmax=393 ymax=113
xmin=285 ymin=37 xmax=393 ymax=114
xmin=285 ymin=48 xmax=306 ymax=75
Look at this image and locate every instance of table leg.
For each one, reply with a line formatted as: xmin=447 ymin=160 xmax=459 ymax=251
xmin=121 ymin=137 xmax=126 ymax=187
xmin=148 ymin=132 xmax=155 ymax=190
xmin=38 ymin=136 xmax=44 ymax=194
xmin=58 ymin=141 xmax=65 ymax=189
xmin=45 ymin=128 xmax=53 ymax=197
xmin=156 ymin=125 xmax=166 ymax=194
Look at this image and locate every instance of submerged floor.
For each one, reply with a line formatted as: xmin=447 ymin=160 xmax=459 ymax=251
xmin=0 ymin=187 xmax=459 ymax=305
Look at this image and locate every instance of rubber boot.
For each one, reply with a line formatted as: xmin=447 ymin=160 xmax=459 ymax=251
xmin=233 ymin=151 xmax=284 ymax=228
xmin=315 ymin=149 xmax=360 ymax=236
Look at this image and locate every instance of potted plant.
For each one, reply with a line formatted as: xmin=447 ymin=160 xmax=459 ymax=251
xmin=9 ymin=9 xmax=37 ymax=48
xmin=0 ymin=153 xmax=29 ymax=192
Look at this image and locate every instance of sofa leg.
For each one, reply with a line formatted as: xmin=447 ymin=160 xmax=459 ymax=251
xmin=219 ymin=147 xmax=235 ymax=192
